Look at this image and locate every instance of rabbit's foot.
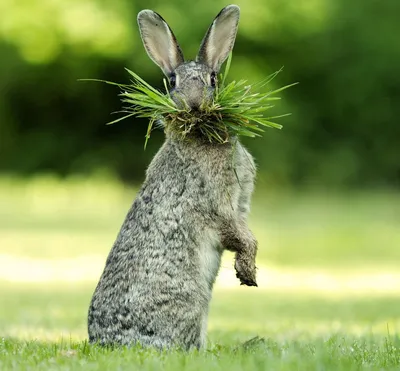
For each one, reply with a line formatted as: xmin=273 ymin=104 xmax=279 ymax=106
xmin=234 ymin=252 xmax=257 ymax=287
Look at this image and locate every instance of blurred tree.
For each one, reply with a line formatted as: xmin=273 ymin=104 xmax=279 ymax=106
xmin=0 ymin=0 xmax=399 ymax=187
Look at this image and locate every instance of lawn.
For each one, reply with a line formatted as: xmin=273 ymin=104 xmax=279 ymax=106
xmin=0 ymin=176 xmax=399 ymax=370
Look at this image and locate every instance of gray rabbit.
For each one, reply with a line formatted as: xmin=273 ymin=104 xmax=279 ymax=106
xmin=88 ymin=4 xmax=258 ymax=350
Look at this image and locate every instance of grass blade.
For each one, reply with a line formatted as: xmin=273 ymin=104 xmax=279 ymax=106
xmin=84 ymin=61 xmax=295 ymax=145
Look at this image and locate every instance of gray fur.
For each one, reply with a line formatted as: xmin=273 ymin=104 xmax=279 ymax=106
xmin=88 ymin=4 xmax=258 ymax=350
xmin=172 ymin=61 xmax=214 ymax=111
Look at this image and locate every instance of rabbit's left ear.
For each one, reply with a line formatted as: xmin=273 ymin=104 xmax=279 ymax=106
xmin=197 ymin=5 xmax=240 ymax=72
xmin=137 ymin=10 xmax=184 ymax=76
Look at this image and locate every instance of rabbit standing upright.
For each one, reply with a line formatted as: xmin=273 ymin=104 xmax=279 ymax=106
xmin=88 ymin=4 xmax=258 ymax=350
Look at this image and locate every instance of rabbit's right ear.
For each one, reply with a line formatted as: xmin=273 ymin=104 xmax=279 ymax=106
xmin=137 ymin=10 xmax=184 ymax=76
xmin=197 ymin=5 xmax=240 ymax=72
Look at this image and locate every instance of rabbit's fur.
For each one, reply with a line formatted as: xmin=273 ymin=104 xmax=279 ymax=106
xmin=88 ymin=4 xmax=258 ymax=350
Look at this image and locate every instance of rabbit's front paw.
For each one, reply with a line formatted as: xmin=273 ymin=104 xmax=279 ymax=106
xmin=234 ymin=252 xmax=257 ymax=287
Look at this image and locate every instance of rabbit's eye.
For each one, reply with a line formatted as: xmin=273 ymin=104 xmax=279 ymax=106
xmin=210 ymin=72 xmax=217 ymax=87
xmin=169 ymin=74 xmax=176 ymax=88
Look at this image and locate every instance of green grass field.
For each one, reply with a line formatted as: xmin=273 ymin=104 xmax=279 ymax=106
xmin=0 ymin=176 xmax=399 ymax=370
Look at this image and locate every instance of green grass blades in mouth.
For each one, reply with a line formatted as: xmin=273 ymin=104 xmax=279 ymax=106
xmin=86 ymin=53 xmax=297 ymax=148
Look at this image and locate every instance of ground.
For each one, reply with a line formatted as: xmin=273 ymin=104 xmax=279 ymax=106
xmin=0 ymin=176 xmax=399 ymax=370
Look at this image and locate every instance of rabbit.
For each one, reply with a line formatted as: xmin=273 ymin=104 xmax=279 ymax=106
xmin=88 ymin=4 xmax=258 ymax=350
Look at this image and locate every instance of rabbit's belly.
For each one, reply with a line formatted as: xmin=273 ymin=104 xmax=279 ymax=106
xmin=198 ymin=228 xmax=222 ymax=288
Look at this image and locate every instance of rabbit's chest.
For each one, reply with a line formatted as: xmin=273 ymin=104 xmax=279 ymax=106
xmin=197 ymin=228 xmax=223 ymax=288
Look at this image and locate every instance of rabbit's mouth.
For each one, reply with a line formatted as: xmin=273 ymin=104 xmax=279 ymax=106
xmin=172 ymin=93 xmax=214 ymax=112
xmin=185 ymin=100 xmax=203 ymax=112
xmin=164 ymin=107 xmax=231 ymax=144
xmin=187 ymin=100 xmax=212 ymax=113
xmin=171 ymin=84 xmax=214 ymax=112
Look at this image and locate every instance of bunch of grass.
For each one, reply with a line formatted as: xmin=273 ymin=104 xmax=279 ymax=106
xmin=90 ymin=54 xmax=296 ymax=148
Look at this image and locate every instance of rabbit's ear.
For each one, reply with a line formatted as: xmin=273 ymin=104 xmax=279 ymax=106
xmin=197 ymin=5 xmax=240 ymax=72
xmin=137 ymin=10 xmax=184 ymax=76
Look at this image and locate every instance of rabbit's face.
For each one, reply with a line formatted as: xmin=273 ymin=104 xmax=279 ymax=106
xmin=170 ymin=62 xmax=215 ymax=111
xmin=138 ymin=5 xmax=239 ymax=111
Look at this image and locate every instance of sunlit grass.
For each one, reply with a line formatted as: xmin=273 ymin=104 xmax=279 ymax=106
xmin=251 ymin=191 xmax=400 ymax=268
xmin=0 ymin=176 xmax=400 ymax=369
xmin=1 ymin=282 xmax=400 ymax=338
xmin=0 ymin=283 xmax=399 ymax=370
xmin=1 ymin=336 xmax=399 ymax=371
xmin=0 ymin=175 xmax=399 ymax=269
xmin=1 ymin=283 xmax=400 ymax=341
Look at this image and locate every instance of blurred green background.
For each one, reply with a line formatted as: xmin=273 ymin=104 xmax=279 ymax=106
xmin=1 ymin=0 xmax=399 ymax=187
xmin=0 ymin=0 xmax=400 ymax=358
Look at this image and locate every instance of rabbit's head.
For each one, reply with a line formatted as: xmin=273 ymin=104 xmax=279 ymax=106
xmin=137 ymin=5 xmax=240 ymax=111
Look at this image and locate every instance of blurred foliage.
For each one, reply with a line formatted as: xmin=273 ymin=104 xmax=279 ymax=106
xmin=0 ymin=0 xmax=399 ymax=187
